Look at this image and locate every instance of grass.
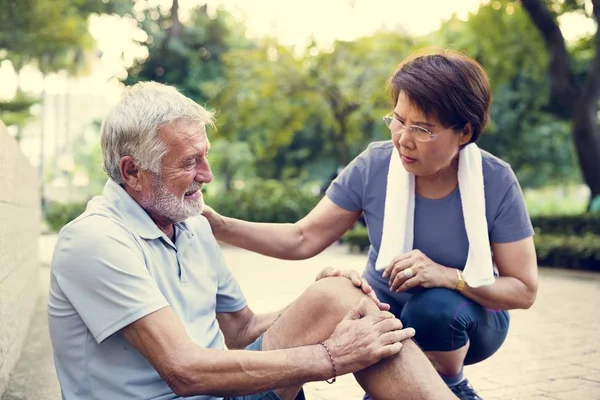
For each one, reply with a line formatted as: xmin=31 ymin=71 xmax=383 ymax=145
xmin=523 ymin=185 xmax=588 ymax=216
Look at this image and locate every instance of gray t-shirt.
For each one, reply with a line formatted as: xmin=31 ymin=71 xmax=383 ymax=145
xmin=326 ymin=140 xmax=534 ymax=287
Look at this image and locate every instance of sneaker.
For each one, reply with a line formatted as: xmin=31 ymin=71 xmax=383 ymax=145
xmin=450 ymin=379 xmax=483 ymax=400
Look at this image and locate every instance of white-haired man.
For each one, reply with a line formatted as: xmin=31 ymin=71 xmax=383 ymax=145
xmin=48 ymin=82 xmax=458 ymax=400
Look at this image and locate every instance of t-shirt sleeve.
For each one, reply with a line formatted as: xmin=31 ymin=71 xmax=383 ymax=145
xmin=53 ymin=216 xmax=169 ymax=344
xmin=490 ymin=176 xmax=535 ymax=243
xmin=325 ymin=149 xmax=368 ymax=211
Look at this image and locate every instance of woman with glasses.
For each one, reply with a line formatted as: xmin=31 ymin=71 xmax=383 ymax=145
xmin=203 ymin=50 xmax=538 ymax=400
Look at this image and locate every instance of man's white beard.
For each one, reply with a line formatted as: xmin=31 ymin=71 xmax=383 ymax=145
xmin=139 ymin=174 xmax=204 ymax=224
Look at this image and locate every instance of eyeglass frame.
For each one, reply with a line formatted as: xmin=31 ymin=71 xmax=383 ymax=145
xmin=383 ymin=113 xmax=459 ymax=143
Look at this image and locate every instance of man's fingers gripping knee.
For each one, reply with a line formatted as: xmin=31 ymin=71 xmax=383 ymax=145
xmin=375 ymin=328 xmax=416 ymax=358
xmin=344 ymin=297 xmax=372 ymax=320
xmin=374 ymin=316 xmax=403 ymax=334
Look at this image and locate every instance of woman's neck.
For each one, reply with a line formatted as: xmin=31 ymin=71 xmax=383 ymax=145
xmin=415 ymin=156 xmax=459 ymax=199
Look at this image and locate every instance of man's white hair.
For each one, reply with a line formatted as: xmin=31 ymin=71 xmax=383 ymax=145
xmin=101 ymin=81 xmax=215 ymax=184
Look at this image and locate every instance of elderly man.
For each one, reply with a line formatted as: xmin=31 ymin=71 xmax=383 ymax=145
xmin=48 ymin=82 xmax=457 ymax=400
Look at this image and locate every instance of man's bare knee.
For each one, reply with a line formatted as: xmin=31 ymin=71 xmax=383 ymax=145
xmin=263 ymin=276 xmax=374 ymax=351
xmin=302 ymin=276 xmax=373 ymax=320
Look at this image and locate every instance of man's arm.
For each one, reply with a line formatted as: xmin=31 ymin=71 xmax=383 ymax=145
xmin=122 ymin=306 xmax=329 ymax=397
xmin=216 ymin=306 xmax=287 ymax=350
xmin=122 ymin=297 xmax=411 ymax=398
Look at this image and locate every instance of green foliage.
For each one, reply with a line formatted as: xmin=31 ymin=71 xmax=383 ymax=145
xmin=45 ymin=201 xmax=88 ymax=232
xmin=342 ymin=226 xmax=371 ymax=253
xmin=479 ymin=75 xmax=579 ymax=188
xmin=534 ymin=234 xmax=600 ymax=270
xmin=208 ymin=138 xmax=256 ymax=192
xmin=205 ymin=180 xmax=320 ymax=223
xmin=216 ymin=32 xmax=417 ymax=179
xmin=0 ymin=0 xmax=103 ymax=72
xmin=532 ymin=214 xmax=600 ymax=235
xmin=0 ymin=92 xmax=39 ymax=133
xmin=125 ymin=5 xmax=249 ymax=106
xmin=433 ymin=1 xmax=581 ymax=187
xmin=70 ymin=126 xmax=108 ymax=198
xmin=591 ymin=196 xmax=600 ymax=213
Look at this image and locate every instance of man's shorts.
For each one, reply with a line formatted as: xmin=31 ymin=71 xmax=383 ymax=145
xmin=224 ymin=334 xmax=282 ymax=400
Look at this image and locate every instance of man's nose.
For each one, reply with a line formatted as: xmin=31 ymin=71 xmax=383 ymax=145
xmin=196 ymin=162 xmax=213 ymax=184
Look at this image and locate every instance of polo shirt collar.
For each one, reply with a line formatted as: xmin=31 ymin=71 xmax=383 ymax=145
xmin=102 ymin=179 xmax=165 ymax=240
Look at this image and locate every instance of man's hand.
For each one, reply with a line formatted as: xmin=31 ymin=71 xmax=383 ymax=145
xmin=382 ymin=249 xmax=455 ymax=292
xmin=323 ymin=298 xmax=415 ymax=375
xmin=316 ymin=267 xmax=389 ymax=311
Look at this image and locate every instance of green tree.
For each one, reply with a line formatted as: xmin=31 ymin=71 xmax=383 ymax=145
xmin=217 ymin=32 xmax=416 ymax=179
xmin=125 ymin=1 xmax=249 ymax=106
xmin=520 ymin=0 xmax=600 ymax=209
xmin=434 ymin=0 xmax=580 ymax=188
xmin=209 ymin=138 xmax=255 ymax=192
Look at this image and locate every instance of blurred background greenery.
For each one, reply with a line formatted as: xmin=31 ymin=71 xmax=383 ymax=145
xmin=1 ymin=0 xmax=599 ymax=268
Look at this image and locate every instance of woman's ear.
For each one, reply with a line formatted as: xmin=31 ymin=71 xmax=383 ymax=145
xmin=459 ymin=123 xmax=474 ymax=146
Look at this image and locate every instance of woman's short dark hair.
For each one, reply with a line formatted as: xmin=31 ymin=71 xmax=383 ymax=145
xmin=388 ymin=49 xmax=491 ymax=144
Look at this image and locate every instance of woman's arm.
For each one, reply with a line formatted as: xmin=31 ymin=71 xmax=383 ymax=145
xmin=386 ymin=236 xmax=539 ymax=310
xmin=449 ymin=236 xmax=539 ymax=310
xmin=204 ymin=197 xmax=362 ymax=260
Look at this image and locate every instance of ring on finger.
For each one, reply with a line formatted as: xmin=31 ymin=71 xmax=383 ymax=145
xmin=403 ymin=267 xmax=414 ymax=279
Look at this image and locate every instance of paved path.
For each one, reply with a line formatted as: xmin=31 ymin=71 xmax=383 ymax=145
xmin=3 ymin=235 xmax=600 ymax=399
xmin=221 ymin=244 xmax=600 ymax=400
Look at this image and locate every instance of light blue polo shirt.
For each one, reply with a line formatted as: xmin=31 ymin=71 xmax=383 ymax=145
xmin=48 ymin=179 xmax=247 ymax=400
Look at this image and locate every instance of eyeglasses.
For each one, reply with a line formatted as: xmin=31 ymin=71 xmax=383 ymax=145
xmin=383 ymin=113 xmax=458 ymax=143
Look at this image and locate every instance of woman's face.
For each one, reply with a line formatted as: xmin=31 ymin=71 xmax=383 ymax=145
xmin=391 ymin=92 xmax=472 ymax=177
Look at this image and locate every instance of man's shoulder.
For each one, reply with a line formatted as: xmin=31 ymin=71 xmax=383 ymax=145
xmin=60 ymin=201 xmax=132 ymax=241
xmin=55 ymin=200 xmax=140 ymax=261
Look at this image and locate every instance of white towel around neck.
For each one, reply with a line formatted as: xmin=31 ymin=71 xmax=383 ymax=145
xmin=375 ymin=143 xmax=495 ymax=288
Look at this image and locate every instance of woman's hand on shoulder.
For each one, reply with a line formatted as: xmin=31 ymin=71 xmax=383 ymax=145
xmin=382 ymin=250 xmax=456 ymax=292
xmin=201 ymin=205 xmax=226 ymax=237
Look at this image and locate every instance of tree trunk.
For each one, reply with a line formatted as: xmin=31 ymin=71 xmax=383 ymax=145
xmin=169 ymin=0 xmax=181 ymax=39
xmin=573 ymin=106 xmax=600 ymax=207
xmin=336 ymin=117 xmax=352 ymax=165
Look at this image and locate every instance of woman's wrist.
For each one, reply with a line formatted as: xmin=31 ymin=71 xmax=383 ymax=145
xmin=442 ymin=265 xmax=460 ymax=290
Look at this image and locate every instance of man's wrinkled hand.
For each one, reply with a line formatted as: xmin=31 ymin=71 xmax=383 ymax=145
xmin=323 ymin=298 xmax=415 ymax=375
xmin=315 ymin=267 xmax=390 ymax=311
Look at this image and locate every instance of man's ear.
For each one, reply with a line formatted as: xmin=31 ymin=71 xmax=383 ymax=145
xmin=459 ymin=123 xmax=474 ymax=146
xmin=120 ymin=156 xmax=143 ymax=191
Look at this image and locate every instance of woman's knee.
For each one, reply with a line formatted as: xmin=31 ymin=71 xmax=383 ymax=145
xmin=401 ymin=288 xmax=471 ymax=351
xmin=402 ymin=289 xmax=463 ymax=326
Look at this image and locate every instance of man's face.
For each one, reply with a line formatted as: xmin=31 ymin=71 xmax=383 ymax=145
xmin=138 ymin=120 xmax=213 ymax=224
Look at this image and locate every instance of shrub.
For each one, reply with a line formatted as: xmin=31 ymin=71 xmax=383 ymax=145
xmin=205 ymin=180 xmax=320 ymax=223
xmin=45 ymin=201 xmax=88 ymax=232
xmin=531 ymin=214 xmax=600 ymax=236
xmin=534 ymin=234 xmax=600 ymax=271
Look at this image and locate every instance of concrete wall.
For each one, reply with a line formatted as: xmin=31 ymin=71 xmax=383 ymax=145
xmin=0 ymin=120 xmax=40 ymax=396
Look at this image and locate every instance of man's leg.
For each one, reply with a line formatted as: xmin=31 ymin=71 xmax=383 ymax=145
xmin=262 ymin=277 xmax=457 ymax=400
